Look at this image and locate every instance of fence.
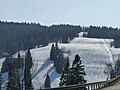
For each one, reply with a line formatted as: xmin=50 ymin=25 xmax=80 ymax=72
xmin=37 ymin=76 xmax=120 ymax=90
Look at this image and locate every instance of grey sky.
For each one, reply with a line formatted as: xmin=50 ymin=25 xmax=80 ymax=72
xmin=0 ymin=0 xmax=120 ymax=27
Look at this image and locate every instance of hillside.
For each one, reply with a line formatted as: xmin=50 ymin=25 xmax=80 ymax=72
xmin=1 ymin=34 xmax=120 ymax=89
xmin=30 ymin=35 xmax=120 ymax=89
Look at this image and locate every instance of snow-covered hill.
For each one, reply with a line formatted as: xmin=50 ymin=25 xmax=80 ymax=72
xmin=30 ymin=36 xmax=118 ymax=89
xmin=1 ymin=34 xmax=120 ymax=89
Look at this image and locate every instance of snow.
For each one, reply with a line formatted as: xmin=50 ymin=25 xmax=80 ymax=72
xmin=0 ymin=58 xmax=5 ymax=71
xmin=31 ymin=36 xmax=117 ymax=89
xmin=49 ymin=69 xmax=61 ymax=88
xmin=0 ymin=33 xmax=120 ymax=89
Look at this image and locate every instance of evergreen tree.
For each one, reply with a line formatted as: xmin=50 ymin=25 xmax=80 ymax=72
xmin=0 ymin=73 xmax=2 ymax=90
xmin=7 ymin=58 xmax=21 ymax=90
xmin=50 ymin=44 xmax=55 ymax=60
xmin=64 ymin=57 xmax=70 ymax=72
xmin=55 ymin=43 xmax=60 ymax=58
xmin=51 ymin=43 xmax=66 ymax=74
xmin=13 ymin=66 xmax=21 ymax=90
xmin=56 ymin=51 xmax=64 ymax=74
xmin=6 ymin=58 xmax=12 ymax=90
xmin=1 ymin=57 xmax=9 ymax=73
xmin=44 ymin=74 xmax=51 ymax=88
xmin=72 ymin=54 xmax=86 ymax=84
xmin=55 ymin=43 xmax=58 ymax=51
xmin=24 ymin=49 xmax=33 ymax=90
xmin=25 ymin=49 xmax=33 ymax=69
xmin=17 ymin=52 xmax=21 ymax=60
xmin=54 ymin=43 xmax=59 ymax=67
xmin=24 ymin=68 xmax=33 ymax=90
xmin=59 ymin=57 xmax=70 ymax=86
xmin=17 ymin=53 xmax=24 ymax=90
xmin=17 ymin=52 xmax=21 ymax=68
xmin=60 ymin=54 xmax=87 ymax=89
xmin=17 ymin=52 xmax=24 ymax=69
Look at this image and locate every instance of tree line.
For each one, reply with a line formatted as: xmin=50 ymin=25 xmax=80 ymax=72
xmin=50 ymin=43 xmax=68 ymax=74
xmin=0 ymin=21 xmax=82 ymax=55
xmin=85 ymin=25 xmax=120 ymax=48
xmin=85 ymin=25 xmax=119 ymax=39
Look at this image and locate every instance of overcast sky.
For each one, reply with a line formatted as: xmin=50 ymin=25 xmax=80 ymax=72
xmin=0 ymin=0 xmax=120 ymax=27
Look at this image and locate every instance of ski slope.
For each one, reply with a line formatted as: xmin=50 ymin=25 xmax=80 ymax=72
xmin=30 ymin=36 xmax=119 ymax=89
xmin=0 ymin=34 xmax=120 ymax=89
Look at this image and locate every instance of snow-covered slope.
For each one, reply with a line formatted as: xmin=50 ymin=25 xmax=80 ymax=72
xmin=0 ymin=34 xmax=120 ymax=89
xmin=0 ymin=58 xmax=5 ymax=71
xmin=30 ymin=36 xmax=119 ymax=89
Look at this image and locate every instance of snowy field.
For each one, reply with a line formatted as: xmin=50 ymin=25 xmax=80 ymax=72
xmin=0 ymin=34 xmax=120 ymax=89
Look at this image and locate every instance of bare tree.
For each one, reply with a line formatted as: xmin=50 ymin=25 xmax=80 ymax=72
xmin=104 ymin=63 xmax=116 ymax=79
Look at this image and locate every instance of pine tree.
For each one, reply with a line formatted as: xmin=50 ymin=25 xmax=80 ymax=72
xmin=25 ymin=49 xmax=33 ymax=69
xmin=64 ymin=57 xmax=70 ymax=72
xmin=13 ymin=66 xmax=21 ymax=90
xmin=56 ymin=51 xmax=64 ymax=74
xmin=7 ymin=58 xmax=21 ymax=90
xmin=59 ymin=54 xmax=87 ymax=89
xmin=55 ymin=43 xmax=59 ymax=52
xmin=71 ymin=54 xmax=86 ymax=84
xmin=54 ymin=43 xmax=57 ymax=67
xmin=44 ymin=74 xmax=51 ymax=88
xmin=17 ymin=53 xmax=24 ymax=90
xmin=17 ymin=52 xmax=22 ymax=68
xmin=55 ymin=43 xmax=60 ymax=59
xmin=24 ymin=49 xmax=33 ymax=90
xmin=50 ymin=44 xmax=55 ymax=60
xmin=24 ymin=68 xmax=33 ymax=90
xmin=6 ymin=57 xmax=13 ymax=90
xmin=0 ymin=72 xmax=2 ymax=90
xmin=17 ymin=52 xmax=21 ymax=60
xmin=54 ymin=43 xmax=60 ymax=67
xmin=50 ymin=43 xmax=65 ymax=74
xmin=1 ymin=57 xmax=9 ymax=73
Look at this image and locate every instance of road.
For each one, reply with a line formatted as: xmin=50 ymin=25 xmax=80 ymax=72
xmin=99 ymin=79 xmax=120 ymax=90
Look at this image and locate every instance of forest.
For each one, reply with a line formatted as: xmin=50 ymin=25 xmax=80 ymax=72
xmin=0 ymin=21 xmax=82 ymax=55
xmin=0 ymin=21 xmax=120 ymax=55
